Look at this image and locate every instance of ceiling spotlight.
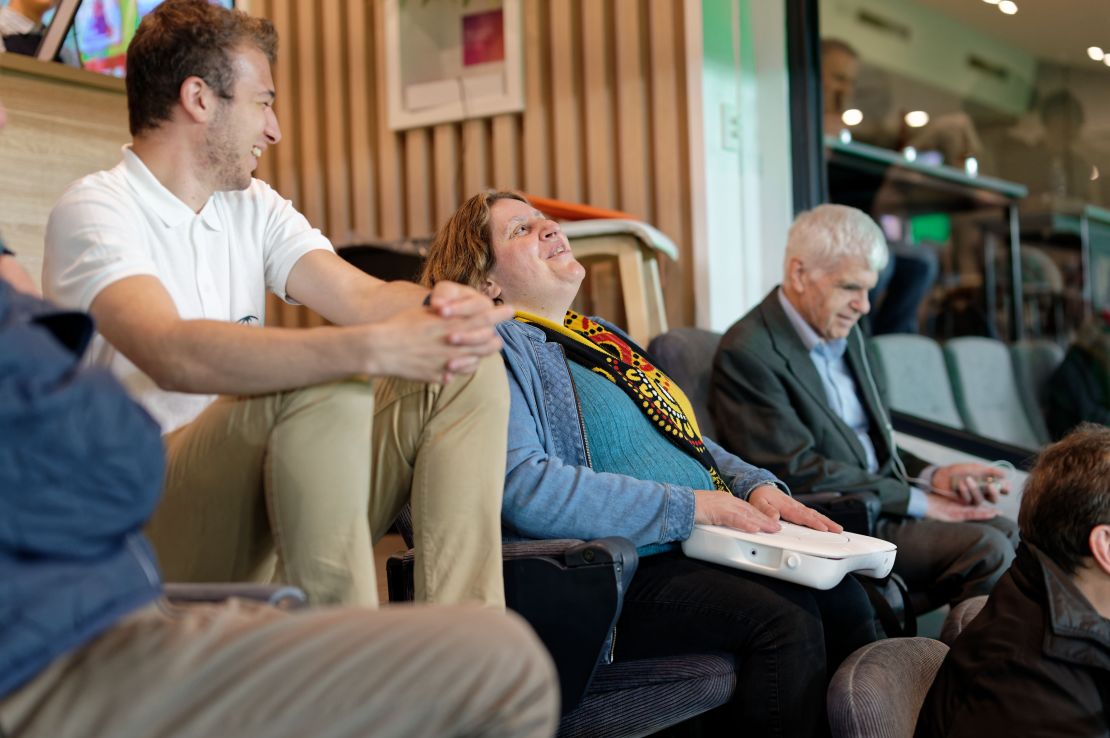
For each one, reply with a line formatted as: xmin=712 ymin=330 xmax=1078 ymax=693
xmin=841 ymin=109 xmax=864 ymax=126
xmin=1089 ymin=47 xmax=1105 ymax=61
xmin=1104 ymin=55 xmax=1110 ymax=67
xmin=998 ymin=1 xmax=1018 ymax=14
xmin=981 ymin=0 xmax=1000 ymax=4
xmin=904 ymin=110 xmax=930 ymax=128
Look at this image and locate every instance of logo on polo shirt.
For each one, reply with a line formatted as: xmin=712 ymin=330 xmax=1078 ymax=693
xmin=237 ymin=315 xmax=260 ymax=325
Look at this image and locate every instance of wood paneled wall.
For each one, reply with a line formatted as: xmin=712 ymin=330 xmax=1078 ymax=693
xmin=252 ymin=0 xmax=694 ymax=329
xmin=0 ymin=55 xmax=129 ymax=291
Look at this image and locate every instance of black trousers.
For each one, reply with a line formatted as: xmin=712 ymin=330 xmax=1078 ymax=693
xmin=613 ymin=552 xmax=878 ymax=738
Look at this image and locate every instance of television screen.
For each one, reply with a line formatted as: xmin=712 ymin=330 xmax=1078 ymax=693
xmin=73 ymin=0 xmax=233 ymax=77
xmin=28 ymin=0 xmax=233 ymax=77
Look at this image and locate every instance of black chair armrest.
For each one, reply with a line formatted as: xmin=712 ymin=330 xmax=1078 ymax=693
xmin=386 ymin=537 xmax=639 ymax=716
xmin=891 ymin=411 xmax=1037 ymax=467
xmin=563 ymin=536 xmax=639 ymax=594
xmin=500 ymin=539 xmax=589 ymax=559
xmin=163 ymin=583 xmax=307 ymax=609
xmin=795 ymin=490 xmax=881 ymax=536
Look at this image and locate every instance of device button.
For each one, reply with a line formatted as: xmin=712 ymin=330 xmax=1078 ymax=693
xmin=786 ymin=554 xmax=800 ymax=569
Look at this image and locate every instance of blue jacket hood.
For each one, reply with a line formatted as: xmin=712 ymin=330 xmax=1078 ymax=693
xmin=0 ymin=282 xmax=163 ymax=698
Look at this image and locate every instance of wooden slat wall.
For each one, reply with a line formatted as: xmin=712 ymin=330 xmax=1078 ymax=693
xmin=252 ymin=0 xmax=694 ymax=329
xmin=0 ymin=57 xmax=130 ymax=292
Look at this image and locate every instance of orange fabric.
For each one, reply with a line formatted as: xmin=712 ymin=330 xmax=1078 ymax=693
xmin=523 ymin=194 xmax=636 ymax=222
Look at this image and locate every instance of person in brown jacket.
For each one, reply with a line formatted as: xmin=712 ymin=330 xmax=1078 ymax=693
xmin=916 ymin=424 xmax=1110 ymax=737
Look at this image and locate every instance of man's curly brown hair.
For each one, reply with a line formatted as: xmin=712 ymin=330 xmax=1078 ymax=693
xmin=126 ymin=0 xmax=277 ymax=136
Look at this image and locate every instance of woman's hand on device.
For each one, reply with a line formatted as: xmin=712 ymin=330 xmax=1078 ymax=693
xmin=748 ymin=485 xmax=844 ymax=534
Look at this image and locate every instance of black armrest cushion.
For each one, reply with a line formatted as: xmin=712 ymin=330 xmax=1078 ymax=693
xmin=795 ymin=490 xmax=881 ymax=535
xmin=386 ymin=537 xmax=638 ymax=715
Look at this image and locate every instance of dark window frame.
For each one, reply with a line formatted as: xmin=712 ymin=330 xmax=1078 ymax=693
xmin=785 ymin=0 xmax=826 ymax=214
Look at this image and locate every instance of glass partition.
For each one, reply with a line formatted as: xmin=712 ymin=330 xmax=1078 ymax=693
xmin=818 ymin=0 xmax=1110 ymax=346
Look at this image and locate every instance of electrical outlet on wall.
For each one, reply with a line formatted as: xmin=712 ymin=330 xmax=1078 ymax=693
xmin=721 ymin=102 xmax=740 ymax=152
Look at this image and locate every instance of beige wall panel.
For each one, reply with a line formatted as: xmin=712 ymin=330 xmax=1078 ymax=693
xmin=647 ymin=0 xmax=693 ymax=327
xmin=0 ymin=61 xmax=128 ymax=288
xmin=292 ymin=2 xmax=326 ymax=233
xmin=371 ymin=0 xmax=404 ymax=241
xmin=581 ymin=0 xmax=616 ymax=209
xmin=462 ymin=118 xmax=491 ymax=199
xmin=432 ymin=123 xmax=460 ymax=229
xmin=547 ymin=0 xmax=582 ymax=203
xmin=522 ymin=0 xmax=551 ymax=196
xmin=321 ymin=0 xmax=352 ymax=243
xmin=490 ymin=114 xmax=521 ymax=191
xmin=268 ymin=0 xmax=299 ymax=205
xmin=613 ymin=0 xmax=652 ymax=223
xmin=345 ymin=0 xmax=376 ymax=242
xmin=253 ymin=0 xmax=275 ymax=185
xmin=404 ymin=128 xmax=433 ymax=237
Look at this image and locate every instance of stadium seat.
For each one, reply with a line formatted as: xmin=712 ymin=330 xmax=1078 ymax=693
xmin=870 ymin=334 xmax=964 ymax=429
xmin=828 ymin=637 xmax=949 ymax=738
xmin=939 ymin=595 xmax=988 ymax=645
xmin=944 ymin=336 xmax=1045 ymax=450
xmin=1010 ymin=340 xmax=1064 ymax=445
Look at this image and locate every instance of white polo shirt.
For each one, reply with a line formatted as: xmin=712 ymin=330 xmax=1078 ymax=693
xmin=43 ymin=146 xmax=333 ymax=433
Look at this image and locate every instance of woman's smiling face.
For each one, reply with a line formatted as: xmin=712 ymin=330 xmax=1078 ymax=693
xmin=483 ymin=198 xmax=585 ymax=320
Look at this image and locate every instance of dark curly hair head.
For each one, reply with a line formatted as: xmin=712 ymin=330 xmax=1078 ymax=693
xmin=126 ymin=0 xmax=277 ymax=136
xmin=1020 ymin=423 xmax=1110 ymax=575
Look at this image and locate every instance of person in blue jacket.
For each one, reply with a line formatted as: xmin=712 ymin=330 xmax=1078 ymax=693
xmin=422 ymin=190 xmax=880 ymax=737
xmin=0 ymin=246 xmax=558 ymax=736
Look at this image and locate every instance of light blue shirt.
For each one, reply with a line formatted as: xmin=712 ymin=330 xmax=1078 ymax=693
xmin=777 ymin=289 xmax=929 ymax=517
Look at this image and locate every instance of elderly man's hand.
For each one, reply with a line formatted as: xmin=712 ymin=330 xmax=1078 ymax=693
xmin=932 ymin=462 xmax=1010 ymax=506
xmin=748 ymin=484 xmax=843 ymax=533
xmin=924 ymin=493 xmax=999 ymax=522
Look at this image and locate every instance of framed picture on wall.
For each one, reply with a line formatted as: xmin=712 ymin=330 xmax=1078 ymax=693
xmin=384 ymin=0 xmax=524 ymax=131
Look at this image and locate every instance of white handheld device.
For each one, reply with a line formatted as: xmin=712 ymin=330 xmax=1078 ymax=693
xmin=681 ymin=521 xmax=897 ymax=590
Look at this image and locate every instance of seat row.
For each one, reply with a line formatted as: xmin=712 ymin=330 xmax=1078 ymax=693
xmin=869 ymin=334 xmax=1063 ymax=451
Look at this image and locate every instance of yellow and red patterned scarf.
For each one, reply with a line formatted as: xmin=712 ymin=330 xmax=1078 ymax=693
xmin=517 ymin=310 xmax=730 ymax=492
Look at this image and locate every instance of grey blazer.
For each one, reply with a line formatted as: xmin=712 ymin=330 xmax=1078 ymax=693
xmin=710 ymin=289 xmax=927 ymax=515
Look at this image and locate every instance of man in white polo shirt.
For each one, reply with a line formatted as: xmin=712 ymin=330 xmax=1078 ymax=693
xmin=43 ymin=0 xmax=513 ymax=608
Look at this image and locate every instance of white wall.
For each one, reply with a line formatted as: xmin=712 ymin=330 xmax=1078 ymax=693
xmin=686 ymin=0 xmax=793 ymax=332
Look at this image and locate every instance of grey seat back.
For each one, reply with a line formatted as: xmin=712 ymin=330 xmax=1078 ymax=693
xmin=944 ymin=337 xmax=1043 ymax=450
xmin=939 ymin=595 xmax=987 ymax=645
xmin=828 ymin=637 xmax=949 ymax=738
xmin=870 ymin=334 xmax=964 ymax=428
xmin=1010 ymin=340 xmax=1064 ymax=445
xmin=647 ymin=327 xmax=724 ymax=439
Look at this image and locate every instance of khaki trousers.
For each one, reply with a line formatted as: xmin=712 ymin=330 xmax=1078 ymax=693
xmin=0 ymin=599 xmax=559 ymax=738
xmin=146 ymin=354 xmax=509 ymax=607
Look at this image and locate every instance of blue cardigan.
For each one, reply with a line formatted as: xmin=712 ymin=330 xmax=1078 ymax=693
xmin=496 ymin=318 xmax=785 ymax=548
xmin=0 ymin=282 xmax=163 ymax=698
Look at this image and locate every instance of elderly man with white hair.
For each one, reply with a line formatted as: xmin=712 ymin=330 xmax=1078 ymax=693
xmin=711 ymin=204 xmax=1019 ymax=616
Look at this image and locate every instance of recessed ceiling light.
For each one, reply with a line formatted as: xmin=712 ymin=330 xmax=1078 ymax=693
xmin=1089 ymin=46 xmax=1105 ymax=61
xmin=998 ymin=1 xmax=1018 ymax=15
xmin=841 ymin=109 xmax=864 ymax=126
xmin=982 ymin=0 xmax=1000 ymax=4
xmin=1103 ymin=55 xmax=1110 ymax=67
xmin=904 ymin=110 xmax=930 ymax=128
